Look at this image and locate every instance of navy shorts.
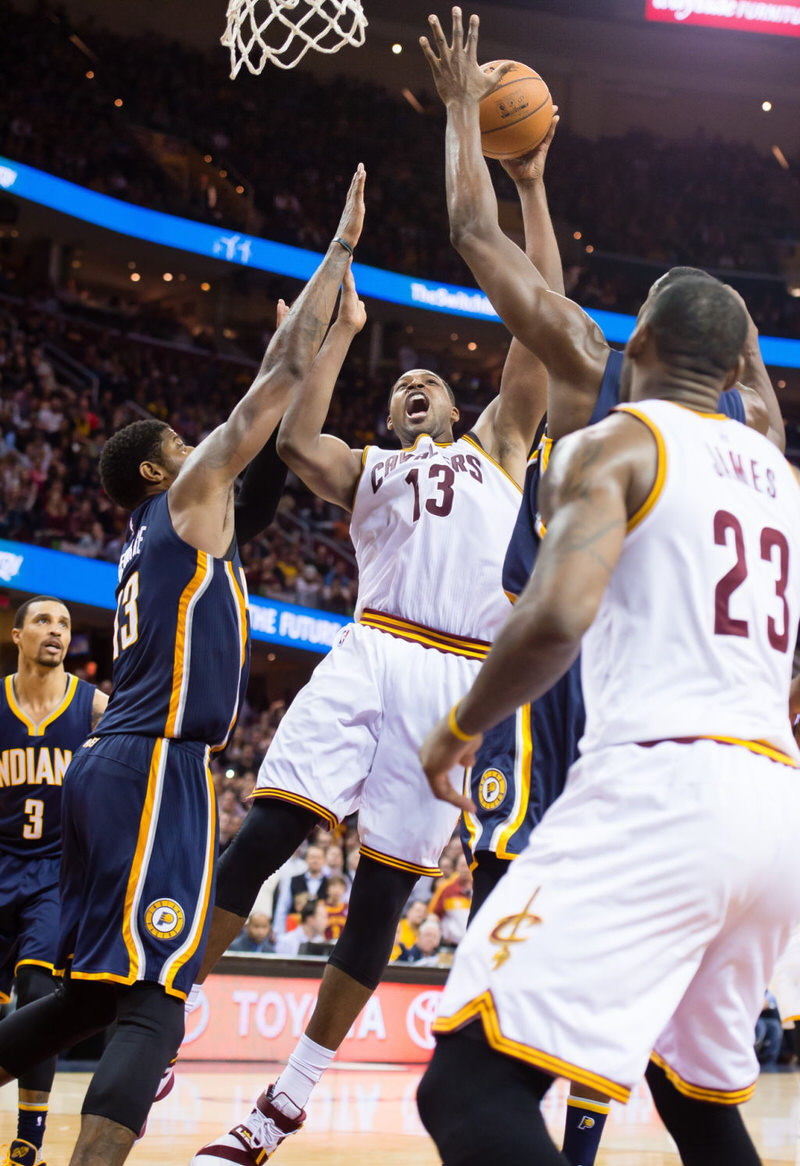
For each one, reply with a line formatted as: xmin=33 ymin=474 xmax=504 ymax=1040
xmin=57 ymin=734 xmax=217 ymax=1001
xmin=0 ymin=852 xmax=61 ymax=1001
xmin=461 ymin=661 xmax=585 ymax=862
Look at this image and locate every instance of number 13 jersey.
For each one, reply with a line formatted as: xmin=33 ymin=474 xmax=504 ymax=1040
xmin=351 ymin=433 xmax=521 ymax=643
xmin=580 ymin=400 xmax=800 ymax=761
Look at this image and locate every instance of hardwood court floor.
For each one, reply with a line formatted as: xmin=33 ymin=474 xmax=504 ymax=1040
xmin=2 ymin=1062 xmax=799 ymax=1164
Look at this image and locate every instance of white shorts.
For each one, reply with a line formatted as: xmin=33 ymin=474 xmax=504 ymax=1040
xmin=769 ymin=926 xmax=800 ymax=1024
xmin=434 ymin=740 xmax=800 ymax=1103
xmin=254 ymin=622 xmax=480 ymax=875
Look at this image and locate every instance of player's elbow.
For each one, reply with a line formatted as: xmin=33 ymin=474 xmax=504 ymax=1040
xmin=275 ymin=426 xmax=303 ymax=467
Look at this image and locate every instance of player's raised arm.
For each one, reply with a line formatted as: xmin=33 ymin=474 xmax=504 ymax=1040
xmin=420 ymin=9 xmax=606 ymax=396
xmin=419 ymin=412 xmax=653 ymax=788
xmin=499 ymin=112 xmax=565 ymax=295
xmin=169 ymin=165 xmax=366 ymax=552
xmin=276 ymin=265 xmax=367 ymax=510
xmin=731 ymin=290 xmax=785 ymax=450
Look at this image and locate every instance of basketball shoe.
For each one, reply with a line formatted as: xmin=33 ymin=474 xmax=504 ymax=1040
xmin=190 ymin=1087 xmax=305 ymax=1164
xmin=1 ymin=1139 xmax=44 ymax=1166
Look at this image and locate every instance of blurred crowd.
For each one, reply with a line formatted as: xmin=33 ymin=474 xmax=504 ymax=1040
xmin=2 ymin=4 xmax=800 ymax=336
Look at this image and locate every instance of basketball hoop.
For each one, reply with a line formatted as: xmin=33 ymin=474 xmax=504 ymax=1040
xmin=221 ymin=0 xmax=367 ymax=75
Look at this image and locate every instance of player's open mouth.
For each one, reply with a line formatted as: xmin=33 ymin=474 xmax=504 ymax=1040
xmin=406 ymin=391 xmax=429 ymax=420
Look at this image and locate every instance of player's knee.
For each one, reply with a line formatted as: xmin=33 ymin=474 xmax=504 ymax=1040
xmin=328 ymin=856 xmax=417 ymax=990
xmin=84 ymin=985 xmax=184 ymax=1134
xmin=14 ymin=965 xmax=56 ymax=1010
xmin=215 ymin=800 xmax=318 ymax=918
xmin=645 ymin=1061 xmax=759 ymax=1166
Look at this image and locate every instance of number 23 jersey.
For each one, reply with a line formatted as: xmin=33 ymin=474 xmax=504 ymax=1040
xmin=581 ymin=400 xmax=800 ymax=759
xmin=351 ymin=433 xmax=521 ymax=643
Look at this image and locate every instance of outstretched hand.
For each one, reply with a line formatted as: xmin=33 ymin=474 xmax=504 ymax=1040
xmin=420 ymin=7 xmax=512 ymax=107
xmin=419 ymin=713 xmax=481 ymax=814
xmin=337 ymin=264 xmax=367 ymax=333
xmin=500 ymin=109 xmax=560 ymax=184
xmin=334 ymin=163 xmax=366 ymax=251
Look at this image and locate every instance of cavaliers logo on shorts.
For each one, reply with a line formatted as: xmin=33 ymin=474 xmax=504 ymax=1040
xmin=478 ymin=768 xmax=507 ymax=811
xmin=145 ymin=899 xmax=185 ymax=941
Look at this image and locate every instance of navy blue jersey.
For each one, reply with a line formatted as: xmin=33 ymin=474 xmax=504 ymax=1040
xmin=503 ymin=351 xmax=744 ymax=598
xmin=464 ymin=354 xmax=748 ymax=862
xmin=97 ymin=491 xmax=250 ymax=748
xmin=0 ymin=675 xmax=94 ymax=859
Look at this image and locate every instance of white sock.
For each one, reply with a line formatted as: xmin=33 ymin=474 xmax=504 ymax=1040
xmin=270 ymin=1034 xmax=336 ymax=1116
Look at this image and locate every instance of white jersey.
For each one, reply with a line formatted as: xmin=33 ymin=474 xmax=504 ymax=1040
xmin=581 ymin=399 xmax=800 ymax=761
xmin=351 ymin=433 xmax=521 ymax=644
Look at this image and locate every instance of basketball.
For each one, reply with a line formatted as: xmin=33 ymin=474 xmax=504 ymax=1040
xmin=479 ymin=61 xmax=554 ymax=161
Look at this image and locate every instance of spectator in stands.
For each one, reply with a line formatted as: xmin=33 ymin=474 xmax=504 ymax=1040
xmin=399 ymin=900 xmax=428 ymax=954
xmin=755 ymin=991 xmax=783 ymax=1069
xmin=324 ymin=876 xmax=349 ymax=941
xmin=273 ymin=843 xmax=328 ymax=934
xmin=275 ymin=899 xmax=329 ymax=957
xmin=429 ymin=854 xmax=473 ymax=947
xmin=229 ymin=912 xmax=275 ymax=954
xmin=397 ymin=917 xmax=443 ymax=966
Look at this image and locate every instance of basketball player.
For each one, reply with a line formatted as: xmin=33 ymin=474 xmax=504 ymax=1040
xmin=191 ymin=256 xmax=546 ymax=1164
xmin=0 ymin=164 xmax=365 ymax=1166
xmin=0 ymin=597 xmax=106 ymax=1166
xmin=417 ymin=275 xmax=800 ymax=1166
xmin=421 ymin=15 xmax=786 ymax=1161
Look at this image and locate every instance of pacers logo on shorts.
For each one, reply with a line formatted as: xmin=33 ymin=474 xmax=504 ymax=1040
xmin=145 ymin=899 xmax=185 ymax=941
xmin=478 ymin=768 xmax=507 ymax=811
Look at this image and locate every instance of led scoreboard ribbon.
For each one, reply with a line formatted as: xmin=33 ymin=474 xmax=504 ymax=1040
xmin=2 ymin=154 xmax=799 ymax=365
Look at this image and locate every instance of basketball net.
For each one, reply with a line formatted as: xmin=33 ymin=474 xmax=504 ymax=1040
xmin=221 ymin=0 xmax=367 ymax=75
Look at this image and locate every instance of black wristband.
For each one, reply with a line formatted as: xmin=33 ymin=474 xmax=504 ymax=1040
xmin=334 ymin=236 xmax=354 ymax=257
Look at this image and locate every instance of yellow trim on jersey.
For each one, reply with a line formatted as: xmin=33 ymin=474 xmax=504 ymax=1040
xmin=213 ymin=561 xmax=249 ymax=753
xmin=650 ymin=1051 xmax=756 ymax=1105
xmin=460 ymin=433 xmax=523 ymax=495
xmin=700 ymin=735 xmax=798 ymax=767
xmin=503 ymin=589 xmax=518 ymax=604
xmin=350 ymin=445 xmax=371 ymax=509
xmin=641 ymin=734 xmax=798 ymax=767
xmin=496 ymin=703 xmax=532 ymax=860
xmin=566 ymin=1097 xmax=611 ymax=1114
xmin=165 ymin=552 xmax=210 ymax=738
xmin=359 ymin=610 xmax=491 ymax=660
xmin=14 ymin=958 xmax=55 ymax=977
xmin=5 ymin=673 xmax=78 ymax=737
xmin=0 ymin=990 xmax=10 ymax=1005
xmin=359 ymin=843 xmax=442 ymax=878
xmin=400 ymin=434 xmax=454 ymax=453
xmin=433 ymin=990 xmax=631 ymax=1103
xmin=462 ymin=767 xmax=480 ymax=860
xmin=614 ymin=406 xmax=668 ymax=532
xmin=163 ymin=755 xmax=216 ymax=995
xmin=120 ymin=737 xmax=164 ymax=982
xmin=539 ymin=435 xmax=553 ymax=476
xmin=250 ymin=788 xmax=339 ymax=830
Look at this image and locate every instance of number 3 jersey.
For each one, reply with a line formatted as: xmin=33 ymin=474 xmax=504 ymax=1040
xmin=97 ymin=490 xmax=250 ymax=748
xmin=351 ymin=433 xmax=521 ymax=644
xmin=0 ymin=675 xmax=95 ymax=858
xmin=581 ymin=400 xmax=800 ymax=760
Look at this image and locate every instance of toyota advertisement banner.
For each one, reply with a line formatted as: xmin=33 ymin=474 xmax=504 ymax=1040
xmin=182 ymin=974 xmax=443 ymax=1064
xmin=645 ymin=0 xmax=800 ymax=37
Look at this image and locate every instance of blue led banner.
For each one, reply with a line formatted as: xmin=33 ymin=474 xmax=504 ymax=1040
xmin=2 ymin=155 xmax=799 ymax=367
xmin=0 ymin=540 xmax=345 ymax=654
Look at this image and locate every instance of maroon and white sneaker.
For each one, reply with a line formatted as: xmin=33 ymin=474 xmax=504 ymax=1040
xmin=135 ymin=1059 xmax=177 ymax=1143
xmin=190 ymin=1087 xmax=305 ymax=1165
